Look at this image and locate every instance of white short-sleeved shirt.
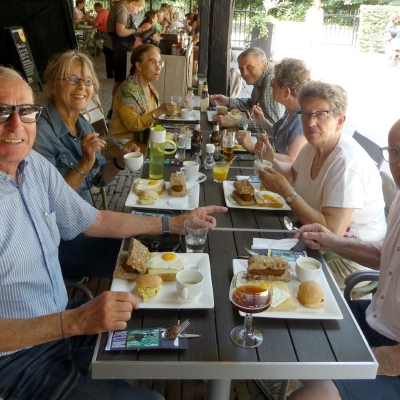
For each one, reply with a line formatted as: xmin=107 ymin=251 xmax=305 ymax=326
xmin=366 ymin=192 xmax=400 ymax=342
xmin=293 ymin=133 xmax=386 ymax=241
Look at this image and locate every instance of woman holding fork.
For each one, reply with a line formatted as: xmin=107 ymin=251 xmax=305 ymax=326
xmin=236 ymin=58 xmax=310 ymax=163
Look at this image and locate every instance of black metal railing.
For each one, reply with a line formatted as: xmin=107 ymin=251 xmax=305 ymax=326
xmin=232 ymin=10 xmax=256 ymax=47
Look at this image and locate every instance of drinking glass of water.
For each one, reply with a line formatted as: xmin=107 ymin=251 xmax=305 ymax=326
xmin=184 ymin=218 xmax=211 ymax=253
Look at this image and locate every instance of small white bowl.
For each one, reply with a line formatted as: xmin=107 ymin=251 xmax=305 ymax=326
xmin=295 ymin=257 xmax=322 ymax=282
xmin=254 ymin=159 xmax=273 ymax=175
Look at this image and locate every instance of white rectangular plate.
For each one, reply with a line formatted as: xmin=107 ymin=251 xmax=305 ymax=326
xmin=111 ymin=253 xmax=214 ymax=309
xmin=223 ymin=181 xmax=291 ymax=211
xmin=125 ymin=180 xmax=200 ymax=210
xmin=159 ymin=110 xmax=201 ymax=121
xmin=232 ymin=259 xmax=343 ymax=320
xmin=207 ymin=110 xmax=245 ymax=122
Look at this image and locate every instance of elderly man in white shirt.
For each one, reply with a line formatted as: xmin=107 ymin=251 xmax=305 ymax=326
xmin=288 ymin=120 xmax=400 ymax=400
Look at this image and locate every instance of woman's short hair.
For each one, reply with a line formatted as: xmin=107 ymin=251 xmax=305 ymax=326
xmin=130 ymin=44 xmax=161 ymax=75
xmin=298 ymin=80 xmax=348 ymax=115
xmin=44 ymin=50 xmax=99 ymax=95
xmin=238 ymin=47 xmax=267 ymax=62
xmin=274 ymin=58 xmax=311 ymax=98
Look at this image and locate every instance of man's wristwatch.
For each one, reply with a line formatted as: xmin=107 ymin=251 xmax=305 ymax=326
xmin=285 ymin=191 xmax=297 ymax=204
xmin=162 ymin=215 xmax=170 ymax=235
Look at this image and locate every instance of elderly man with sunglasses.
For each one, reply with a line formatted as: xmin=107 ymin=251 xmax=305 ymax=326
xmin=0 ymin=66 xmax=226 ymax=399
xmin=287 ymin=120 xmax=400 ymax=400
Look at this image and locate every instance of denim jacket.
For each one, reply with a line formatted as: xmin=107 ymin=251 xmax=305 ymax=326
xmin=34 ymin=102 xmax=106 ymax=204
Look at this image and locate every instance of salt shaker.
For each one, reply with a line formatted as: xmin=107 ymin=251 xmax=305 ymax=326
xmin=203 ymin=143 xmax=215 ymax=170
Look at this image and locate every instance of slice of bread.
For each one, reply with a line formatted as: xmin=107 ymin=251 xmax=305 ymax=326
xmin=113 ymin=251 xmax=140 ymax=281
xmin=169 ymin=172 xmax=188 ymax=197
xmin=248 ymin=254 xmax=292 ymax=283
xmin=126 ymin=238 xmax=150 ymax=274
xmin=133 ymin=179 xmax=165 ymax=196
xmin=232 ymin=190 xmax=256 ymax=206
xmin=233 ymin=179 xmax=255 ymax=203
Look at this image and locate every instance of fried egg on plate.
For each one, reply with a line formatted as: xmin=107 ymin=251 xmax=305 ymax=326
xmin=135 ymin=179 xmax=164 ymax=192
xmin=147 ymin=252 xmax=187 ymax=270
xmin=256 ymin=191 xmax=284 ymax=207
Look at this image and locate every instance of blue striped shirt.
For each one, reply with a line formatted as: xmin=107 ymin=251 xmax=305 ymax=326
xmin=0 ymin=150 xmax=98 ymax=356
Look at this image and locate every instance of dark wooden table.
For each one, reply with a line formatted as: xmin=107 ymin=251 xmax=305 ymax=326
xmin=92 ymin=110 xmax=377 ymax=400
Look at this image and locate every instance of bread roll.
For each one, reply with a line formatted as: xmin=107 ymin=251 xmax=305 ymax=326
xmin=134 ymin=274 xmax=163 ymax=301
xmin=138 ymin=189 xmax=159 ymax=205
xmin=233 ymin=179 xmax=255 ymax=204
xmin=298 ymin=281 xmax=324 ymax=308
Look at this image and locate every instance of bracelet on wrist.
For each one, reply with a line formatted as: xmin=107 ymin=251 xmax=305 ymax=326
xmin=113 ymin=155 xmax=125 ymax=170
xmin=152 ymin=111 xmax=157 ymax=120
xmin=74 ymin=165 xmax=87 ymax=176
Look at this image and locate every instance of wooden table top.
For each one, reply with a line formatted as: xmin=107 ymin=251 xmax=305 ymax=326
xmin=92 ymin=110 xmax=377 ymax=382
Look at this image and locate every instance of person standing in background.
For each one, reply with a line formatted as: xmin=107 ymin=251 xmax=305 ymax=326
xmin=305 ymin=0 xmax=324 ymax=44
xmin=90 ymin=3 xmax=109 ymax=51
xmin=106 ymin=0 xmax=145 ymax=119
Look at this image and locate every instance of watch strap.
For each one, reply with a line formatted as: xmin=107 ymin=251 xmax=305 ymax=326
xmin=162 ymin=215 xmax=170 ymax=235
xmin=152 ymin=111 xmax=157 ymax=120
xmin=286 ymin=191 xmax=297 ymax=204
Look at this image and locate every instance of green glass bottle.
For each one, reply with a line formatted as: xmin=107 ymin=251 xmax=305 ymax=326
xmin=149 ymin=125 xmax=166 ymax=180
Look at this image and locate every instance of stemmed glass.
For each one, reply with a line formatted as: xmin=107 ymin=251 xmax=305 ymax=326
xmin=229 ymin=271 xmax=273 ymax=348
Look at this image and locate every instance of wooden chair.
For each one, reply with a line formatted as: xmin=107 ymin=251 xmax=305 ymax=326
xmin=81 ymin=97 xmax=129 ymax=210
xmin=352 ymin=131 xmax=384 ymax=169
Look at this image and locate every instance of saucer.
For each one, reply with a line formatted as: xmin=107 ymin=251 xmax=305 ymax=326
xmin=187 ymin=173 xmax=207 ymax=183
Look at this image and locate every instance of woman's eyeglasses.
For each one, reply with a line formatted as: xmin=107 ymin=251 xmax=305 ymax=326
xmin=0 ymin=104 xmax=43 ymax=123
xmin=381 ymin=146 xmax=400 ymax=163
xmin=149 ymin=60 xmax=165 ymax=69
xmin=59 ymin=76 xmax=93 ymax=86
xmin=297 ymin=110 xmax=331 ymax=121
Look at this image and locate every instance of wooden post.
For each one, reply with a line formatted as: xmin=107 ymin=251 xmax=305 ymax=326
xmin=198 ymin=0 xmax=210 ymax=76
xmin=207 ymin=0 xmax=235 ymax=95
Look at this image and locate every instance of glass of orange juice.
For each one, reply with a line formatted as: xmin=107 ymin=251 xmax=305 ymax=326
xmin=213 ymin=161 xmax=230 ymax=183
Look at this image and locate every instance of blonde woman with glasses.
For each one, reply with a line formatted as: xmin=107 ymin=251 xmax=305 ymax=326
xmin=108 ymin=44 xmax=175 ymax=146
xmin=256 ymin=80 xmax=386 ymax=289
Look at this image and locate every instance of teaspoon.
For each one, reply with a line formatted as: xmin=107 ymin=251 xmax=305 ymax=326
xmin=283 ymin=216 xmax=302 ymax=234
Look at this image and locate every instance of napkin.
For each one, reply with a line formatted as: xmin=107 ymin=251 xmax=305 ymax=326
xmin=236 ymin=175 xmax=261 ymax=183
xmin=251 ymin=238 xmax=298 ymax=250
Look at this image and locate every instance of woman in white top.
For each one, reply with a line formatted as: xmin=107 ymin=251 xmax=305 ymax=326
xmin=74 ymin=0 xmax=89 ymax=23
xmin=257 ymin=80 xmax=386 ymax=288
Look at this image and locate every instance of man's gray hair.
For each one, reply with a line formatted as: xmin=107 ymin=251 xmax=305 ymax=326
xmin=298 ymin=80 xmax=348 ymax=115
xmin=0 ymin=66 xmax=33 ymax=97
xmin=238 ymin=47 xmax=267 ymax=62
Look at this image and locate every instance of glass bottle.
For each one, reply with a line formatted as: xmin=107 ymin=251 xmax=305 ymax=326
xmin=149 ymin=125 xmax=166 ymax=179
xmin=203 ymin=143 xmax=215 ymax=170
xmin=192 ymin=121 xmax=202 ymax=146
xmin=186 ymin=87 xmax=195 ymax=108
xmin=210 ymin=121 xmax=221 ymax=161
xmin=200 ymin=82 xmax=209 ymax=112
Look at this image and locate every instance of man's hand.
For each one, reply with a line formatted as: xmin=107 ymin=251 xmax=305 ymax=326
xmin=80 ymin=132 xmax=107 ymax=167
xmin=236 ymin=130 xmax=255 ymax=153
xmin=70 ymin=291 xmax=138 ymax=336
xmin=170 ymin=205 xmax=228 ymax=235
xmin=213 ymin=115 xmax=239 ymax=128
xmin=209 ymin=94 xmax=229 ymax=106
xmin=294 ymin=223 xmax=336 ymax=251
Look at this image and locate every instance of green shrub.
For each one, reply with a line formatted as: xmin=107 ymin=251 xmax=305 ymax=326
xmin=357 ymin=5 xmax=400 ymax=52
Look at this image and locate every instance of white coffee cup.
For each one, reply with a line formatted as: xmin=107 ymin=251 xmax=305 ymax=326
xmin=295 ymin=257 xmax=322 ymax=282
xmin=254 ymin=159 xmax=273 ymax=175
xmin=176 ymin=269 xmax=204 ymax=301
xmin=180 ymin=160 xmax=199 ymax=180
xmin=181 ymin=108 xmax=196 ymax=120
xmin=123 ymin=152 xmax=143 ymax=172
